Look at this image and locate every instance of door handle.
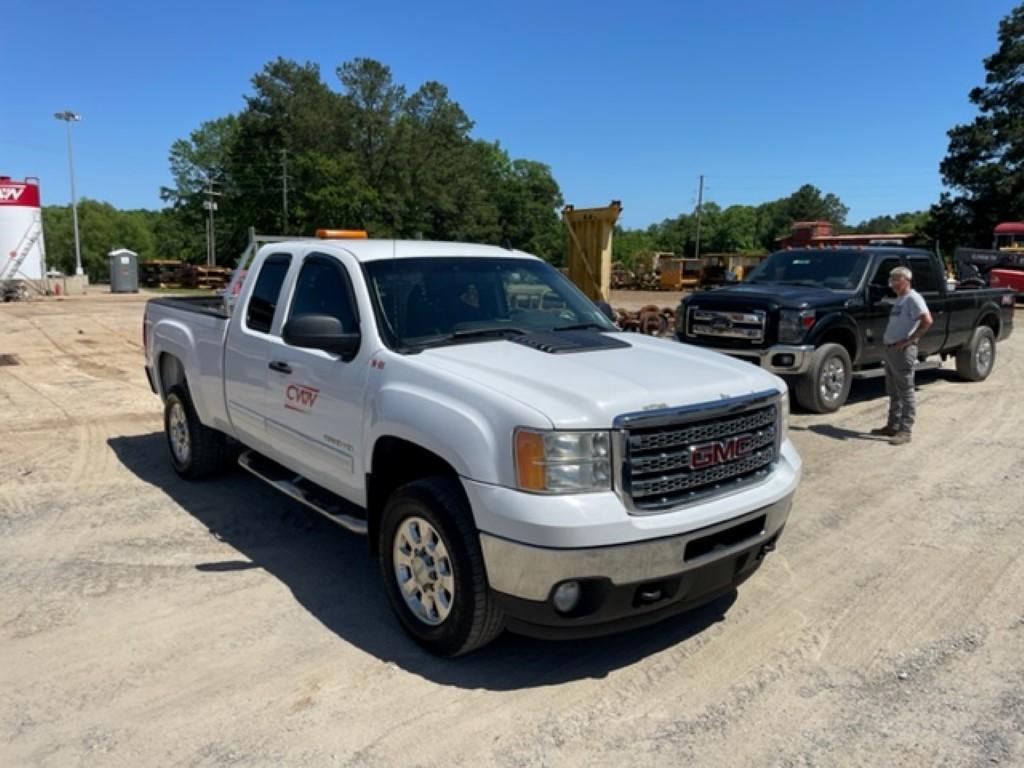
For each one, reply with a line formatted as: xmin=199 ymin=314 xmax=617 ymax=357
xmin=268 ymin=361 xmax=292 ymax=374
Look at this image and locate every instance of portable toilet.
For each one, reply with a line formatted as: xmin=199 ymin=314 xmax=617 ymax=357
xmin=108 ymin=249 xmax=139 ymax=293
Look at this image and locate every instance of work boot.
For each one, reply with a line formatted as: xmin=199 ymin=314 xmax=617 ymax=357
xmin=889 ymin=430 xmax=912 ymax=446
xmin=870 ymin=425 xmax=898 ymax=437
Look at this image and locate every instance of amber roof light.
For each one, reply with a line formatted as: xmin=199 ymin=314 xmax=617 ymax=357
xmin=316 ymin=229 xmax=368 ymax=239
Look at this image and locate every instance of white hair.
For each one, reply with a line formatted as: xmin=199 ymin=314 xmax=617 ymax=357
xmin=889 ymin=266 xmax=913 ymax=282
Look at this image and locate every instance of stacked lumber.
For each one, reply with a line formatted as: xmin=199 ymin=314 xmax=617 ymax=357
xmin=139 ymin=260 xmax=184 ymax=287
xmin=178 ymin=265 xmax=230 ymax=290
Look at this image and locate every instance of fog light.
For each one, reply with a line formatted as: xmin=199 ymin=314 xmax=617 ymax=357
xmin=552 ymin=581 xmax=581 ymax=614
xmin=773 ymin=353 xmax=795 ymax=368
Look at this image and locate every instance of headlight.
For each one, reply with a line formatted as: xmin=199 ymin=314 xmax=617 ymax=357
xmin=779 ymin=389 xmax=790 ymax=439
xmin=514 ymin=429 xmax=612 ymax=493
xmin=778 ymin=309 xmax=816 ymax=343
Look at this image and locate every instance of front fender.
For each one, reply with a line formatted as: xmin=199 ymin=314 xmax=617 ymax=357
xmin=369 ymin=380 xmax=551 ymax=487
xmin=808 ymin=312 xmax=861 ymax=361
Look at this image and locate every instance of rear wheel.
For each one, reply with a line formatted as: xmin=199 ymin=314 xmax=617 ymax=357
xmin=164 ymin=385 xmax=229 ymax=480
xmin=379 ymin=477 xmax=504 ymax=656
xmin=955 ymin=326 xmax=996 ymax=381
xmin=794 ymin=343 xmax=852 ymax=413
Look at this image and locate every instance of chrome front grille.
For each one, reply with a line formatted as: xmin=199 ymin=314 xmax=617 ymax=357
xmin=617 ymin=392 xmax=780 ymax=512
xmin=687 ymin=307 xmax=766 ymax=341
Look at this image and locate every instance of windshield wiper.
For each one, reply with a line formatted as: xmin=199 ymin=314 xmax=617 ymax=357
xmin=552 ymin=322 xmax=611 ymax=332
xmin=777 ymin=280 xmax=821 ymax=287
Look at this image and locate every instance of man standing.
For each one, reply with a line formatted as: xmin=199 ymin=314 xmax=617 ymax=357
xmin=872 ymin=266 xmax=933 ymax=445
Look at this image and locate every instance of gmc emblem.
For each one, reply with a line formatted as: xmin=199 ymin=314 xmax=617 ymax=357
xmin=689 ymin=434 xmax=755 ymax=470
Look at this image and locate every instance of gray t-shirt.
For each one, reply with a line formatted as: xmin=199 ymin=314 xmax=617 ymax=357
xmin=883 ymin=289 xmax=929 ymax=344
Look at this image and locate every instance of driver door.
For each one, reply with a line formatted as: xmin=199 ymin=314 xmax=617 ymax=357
xmin=861 ymin=257 xmax=901 ymax=366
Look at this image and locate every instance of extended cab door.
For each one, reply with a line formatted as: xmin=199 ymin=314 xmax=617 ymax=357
xmin=263 ymin=250 xmax=371 ymax=505
xmin=906 ymin=254 xmax=947 ymax=356
xmin=223 ymin=253 xmax=293 ymax=453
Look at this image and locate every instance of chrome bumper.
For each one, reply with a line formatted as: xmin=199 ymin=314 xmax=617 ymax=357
xmin=714 ymin=344 xmax=814 ymax=375
xmin=479 ymin=492 xmax=793 ymax=601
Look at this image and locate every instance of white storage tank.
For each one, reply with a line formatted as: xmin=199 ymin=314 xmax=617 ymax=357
xmin=0 ymin=176 xmax=46 ymax=281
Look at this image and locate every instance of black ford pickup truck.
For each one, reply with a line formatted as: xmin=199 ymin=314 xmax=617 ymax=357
xmin=675 ymin=247 xmax=1015 ymax=413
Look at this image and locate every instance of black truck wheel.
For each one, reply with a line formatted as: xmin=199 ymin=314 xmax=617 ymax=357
xmin=164 ymin=385 xmax=229 ymax=480
xmin=794 ymin=343 xmax=852 ymax=414
xmin=379 ymin=476 xmax=504 ymax=656
xmin=955 ymin=326 xmax=996 ymax=382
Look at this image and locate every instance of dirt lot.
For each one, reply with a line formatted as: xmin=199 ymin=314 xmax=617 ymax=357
xmin=2 ymin=290 xmax=1022 ymax=767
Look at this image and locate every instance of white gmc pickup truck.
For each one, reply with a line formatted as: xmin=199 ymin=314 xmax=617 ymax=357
xmin=143 ymin=236 xmax=801 ymax=655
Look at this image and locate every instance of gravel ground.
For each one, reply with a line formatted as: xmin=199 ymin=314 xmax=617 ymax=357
xmin=1 ymin=290 xmax=1022 ymax=767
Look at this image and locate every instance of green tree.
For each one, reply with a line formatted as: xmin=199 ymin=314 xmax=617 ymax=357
xmin=784 ymin=184 xmax=849 ymax=226
xmin=41 ymin=200 xmax=163 ymax=279
xmin=160 ymin=56 xmax=565 ymax=265
xmin=929 ymin=3 xmax=1024 ymax=250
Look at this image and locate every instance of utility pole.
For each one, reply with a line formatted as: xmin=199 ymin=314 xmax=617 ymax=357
xmin=202 ymin=173 xmax=221 ymax=266
xmin=693 ymin=174 xmax=704 ymax=261
xmin=280 ymin=149 xmax=289 ymax=234
xmin=54 ymin=110 xmax=83 ymax=276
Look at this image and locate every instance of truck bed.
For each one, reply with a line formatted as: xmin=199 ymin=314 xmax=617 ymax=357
xmin=148 ymin=295 xmax=229 ymax=320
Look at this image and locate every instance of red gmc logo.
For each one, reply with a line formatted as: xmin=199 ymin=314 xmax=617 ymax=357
xmin=689 ymin=434 xmax=755 ymax=470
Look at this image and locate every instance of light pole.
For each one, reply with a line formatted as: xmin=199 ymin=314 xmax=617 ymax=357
xmin=54 ymin=110 xmax=83 ymax=276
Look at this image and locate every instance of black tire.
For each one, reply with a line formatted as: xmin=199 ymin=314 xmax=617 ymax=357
xmin=955 ymin=326 xmax=996 ymax=382
xmin=794 ymin=343 xmax=853 ymax=414
xmin=379 ymin=476 xmax=504 ymax=656
xmin=164 ymin=385 xmax=229 ymax=480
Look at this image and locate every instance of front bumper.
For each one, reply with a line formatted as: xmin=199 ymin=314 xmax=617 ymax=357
xmin=707 ymin=344 xmax=814 ymax=375
xmin=479 ymin=492 xmax=792 ymax=638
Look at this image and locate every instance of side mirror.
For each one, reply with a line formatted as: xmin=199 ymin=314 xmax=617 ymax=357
xmin=283 ymin=314 xmax=361 ymax=360
xmin=868 ymin=284 xmax=890 ymax=303
xmin=595 ymin=300 xmax=615 ymax=322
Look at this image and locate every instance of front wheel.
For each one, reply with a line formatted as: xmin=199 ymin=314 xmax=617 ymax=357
xmin=379 ymin=477 xmax=504 ymax=656
xmin=955 ymin=326 xmax=996 ymax=381
xmin=794 ymin=343 xmax=852 ymax=414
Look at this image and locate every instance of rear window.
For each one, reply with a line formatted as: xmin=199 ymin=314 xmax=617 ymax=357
xmin=246 ymin=255 xmax=291 ymax=334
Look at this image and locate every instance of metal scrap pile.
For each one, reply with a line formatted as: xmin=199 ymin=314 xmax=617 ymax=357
xmin=614 ymin=305 xmax=677 ymax=337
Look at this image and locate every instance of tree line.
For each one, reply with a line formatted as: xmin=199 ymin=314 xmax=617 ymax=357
xmin=40 ymin=2 xmax=1023 ymax=279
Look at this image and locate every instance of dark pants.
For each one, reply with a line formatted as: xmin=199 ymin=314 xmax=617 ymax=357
xmin=884 ymin=344 xmax=917 ymax=432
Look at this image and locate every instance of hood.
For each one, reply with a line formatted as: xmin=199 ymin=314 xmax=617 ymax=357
xmin=411 ymin=332 xmax=780 ymax=429
xmin=689 ymin=283 xmax=847 ymax=309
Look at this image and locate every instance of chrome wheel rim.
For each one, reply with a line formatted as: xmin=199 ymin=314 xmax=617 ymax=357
xmin=392 ymin=516 xmax=455 ymax=626
xmin=168 ymin=401 xmax=191 ymax=465
xmin=819 ymin=357 xmax=847 ymax=403
xmin=976 ymin=336 xmax=993 ymax=374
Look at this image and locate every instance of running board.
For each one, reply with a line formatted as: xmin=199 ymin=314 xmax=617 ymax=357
xmin=238 ymin=450 xmax=368 ymax=535
xmin=852 ymin=360 xmax=943 ymax=380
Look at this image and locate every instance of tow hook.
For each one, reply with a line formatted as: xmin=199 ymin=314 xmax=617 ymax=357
xmin=757 ymin=538 xmax=777 ymax=561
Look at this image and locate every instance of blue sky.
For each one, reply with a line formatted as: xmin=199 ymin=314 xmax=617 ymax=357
xmin=3 ymin=0 xmax=1017 ymax=229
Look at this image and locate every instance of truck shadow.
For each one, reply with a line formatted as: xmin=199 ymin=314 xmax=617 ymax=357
xmin=108 ymin=432 xmax=737 ymax=690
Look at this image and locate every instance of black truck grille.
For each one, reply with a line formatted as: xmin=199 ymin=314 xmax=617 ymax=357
xmin=621 ymin=398 xmax=779 ymax=512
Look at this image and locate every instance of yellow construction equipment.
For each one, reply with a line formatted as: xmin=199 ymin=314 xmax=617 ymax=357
xmin=562 ymin=201 xmax=622 ymax=301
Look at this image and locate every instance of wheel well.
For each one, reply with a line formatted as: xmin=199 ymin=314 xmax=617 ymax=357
xmin=817 ymin=326 xmax=857 ymax=362
xmin=366 ymin=437 xmax=461 ymax=555
xmin=158 ymin=353 xmax=186 ymax=398
xmin=979 ymin=312 xmax=1000 ymax=337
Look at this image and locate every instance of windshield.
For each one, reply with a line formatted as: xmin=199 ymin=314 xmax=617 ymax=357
xmin=364 ymin=256 xmax=616 ymax=350
xmin=744 ymin=249 xmax=871 ymax=290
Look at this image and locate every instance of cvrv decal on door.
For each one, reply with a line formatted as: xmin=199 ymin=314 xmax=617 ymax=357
xmin=284 ymin=383 xmax=320 ymax=413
